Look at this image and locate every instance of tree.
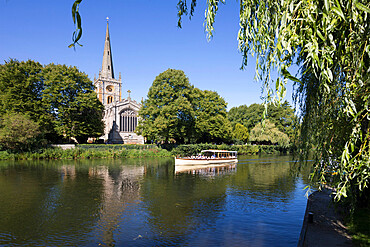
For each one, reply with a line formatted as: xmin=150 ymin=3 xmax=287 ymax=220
xmin=228 ymin=103 xmax=264 ymax=130
xmin=264 ymin=101 xmax=297 ymax=140
xmin=0 ymin=59 xmax=104 ymax=145
xmin=228 ymin=101 xmax=297 ymax=140
xmin=249 ymin=120 xmax=290 ymax=147
xmin=191 ymin=88 xmax=232 ymax=143
xmin=41 ymin=64 xmax=104 ymax=143
xmin=137 ymin=69 xmax=233 ymax=144
xmin=137 ymin=69 xmax=194 ymax=143
xmin=233 ymin=123 xmax=249 ymax=143
xmin=0 ymin=59 xmax=54 ymax=139
xmin=0 ymin=113 xmax=40 ymax=152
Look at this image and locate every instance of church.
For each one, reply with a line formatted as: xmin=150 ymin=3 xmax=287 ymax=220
xmin=94 ymin=19 xmax=144 ymax=144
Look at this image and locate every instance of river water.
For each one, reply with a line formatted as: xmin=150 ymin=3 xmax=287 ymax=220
xmin=0 ymin=155 xmax=312 ymax=246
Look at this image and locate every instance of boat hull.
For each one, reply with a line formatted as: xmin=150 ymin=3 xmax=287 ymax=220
xmin=175 ymin=157 xmax=238 ymax=166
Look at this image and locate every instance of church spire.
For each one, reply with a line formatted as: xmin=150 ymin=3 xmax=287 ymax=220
xmin=101 ymin=17 xmax=114 ymax=79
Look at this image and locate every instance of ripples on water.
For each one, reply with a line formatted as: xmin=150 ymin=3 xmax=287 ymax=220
xmin=0 ymin=155 xmax=312 ymax=246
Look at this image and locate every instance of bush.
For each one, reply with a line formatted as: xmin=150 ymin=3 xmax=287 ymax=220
xmin=170 ymin=143 xmax=293 ymax=157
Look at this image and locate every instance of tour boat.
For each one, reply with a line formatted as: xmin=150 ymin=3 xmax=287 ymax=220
xmin=175 ymin=150 xmax=238 ymax=166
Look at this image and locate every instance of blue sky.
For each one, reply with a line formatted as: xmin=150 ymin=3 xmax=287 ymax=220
xmin=0 ymin=0 xmax=294 ymax=109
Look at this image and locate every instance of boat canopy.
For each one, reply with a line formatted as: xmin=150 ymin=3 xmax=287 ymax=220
xmin=200 ymin=150 xmax=237 ymax=158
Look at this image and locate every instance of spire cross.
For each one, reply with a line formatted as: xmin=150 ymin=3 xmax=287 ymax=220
xmin=106 ymin=17 xmax=109 ymax=22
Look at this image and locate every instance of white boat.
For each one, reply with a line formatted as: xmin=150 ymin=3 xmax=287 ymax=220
xmin=175 ymin=150 xmax=238 ymax=166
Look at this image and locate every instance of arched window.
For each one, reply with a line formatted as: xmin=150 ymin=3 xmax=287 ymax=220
xmin=107 ymin=96 xmax=113 ymax=104
xmin=108 ymin=65 xmax=110 ymax=70
xmin=120 ymin=109 xmax=138 ymax=132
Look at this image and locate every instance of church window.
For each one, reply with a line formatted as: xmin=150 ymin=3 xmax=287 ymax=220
xmin=107 ymin=96 xmax=113 ymax=104
xmin=120 ymin=110 xmax=137 ymax=132
xmin=108 ymin=51 xmax=110 ymax=55
xmin=108 ymin=65 xmax=110 ymax=70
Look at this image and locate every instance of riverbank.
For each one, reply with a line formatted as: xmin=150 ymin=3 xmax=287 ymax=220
xmin=0 ymin=143 xmax=293 ymax=160
xmin=0 ymin=145 xmax=172 ymax=160
xmin=298 ymin=188 xmax=353 ymax=247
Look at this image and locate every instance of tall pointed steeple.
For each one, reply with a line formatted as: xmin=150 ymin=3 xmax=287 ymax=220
xmin=94 ymin=17 xmax=122 ymax=106
xmin=101 ymin=17 xmax=114 ymax=79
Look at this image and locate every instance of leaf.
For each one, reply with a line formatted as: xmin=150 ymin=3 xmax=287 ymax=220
xmin=281 ymin=67 xmax=301 ymax=83
xmin=317 ymin=29 xmax=325 ymax=41
xmin=332 ymin=5 xmax=345 ymax=20
xmin=324 ymin=0 xmax=330 ymax=12
xmin=355 ymin=2 xmax=370 ymax=13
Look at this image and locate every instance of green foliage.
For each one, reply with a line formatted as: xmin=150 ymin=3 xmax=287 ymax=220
xmin=0 ymin=113 xmax=40 ymax=152
xmin=42 ymin=64 xmax=104 ymax=143
xmin=137 ymin=69 xmax=194 ymax=143
xmin=249 ymin=120 xmax=290 ymax=147
xmin=192 ymin=88 xmax=232 ymax=143
xmin=228 ymin=103 xmax=264 ymax=130
xmin=347 ymin=207 xmax=370 ymax=246
xmin=0 ymin=145 xmax=172 ymax=160
xmin=0 ymin=59 xmax=104 ymax=146
xmin=171 ymin=143 xmax=289 ymax=157
xmin=78 ymin=144 xmax=158 ymax=150
xmin=233 ymin=123 xmax=249 ymax=143
xmin=228 ymin=101 xmax=297 ymax=140
xmin=0 ymin=59 xmax=55 ymax=139
xmin=137 ymin=69 xmax=232 ymax=144
xmin=0 ymin=59 xmax=43 ymax=117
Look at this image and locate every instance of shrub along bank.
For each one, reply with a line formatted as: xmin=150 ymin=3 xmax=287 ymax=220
xmin=166 ymin=143 xmax=293 ymax=157
xmin=0 ymin=143 xmax=292 ymax=161
xmin=0 ymin=144 xmax=171 ymax=160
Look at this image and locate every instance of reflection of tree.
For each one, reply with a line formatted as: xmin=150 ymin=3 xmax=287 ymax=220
xmin=0 ymin=161 xmax=105 ymax=246
xmin=141 ymin=160 xmax=230 ymax=243
xmin=0 ymin=160 xmax=146 ymax=246
xmin=230 ymin=156 xmax=307 ymax=204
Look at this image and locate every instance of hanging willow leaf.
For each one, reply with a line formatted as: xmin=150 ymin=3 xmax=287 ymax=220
xmin=355 ymin=1 xmax=370 ymax=13
xmin=69 ymin=0 xmax=83 ymax=49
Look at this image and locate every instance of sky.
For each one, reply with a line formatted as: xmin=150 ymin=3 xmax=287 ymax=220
xmin=0 ymin=0 xmax=295 ymax=109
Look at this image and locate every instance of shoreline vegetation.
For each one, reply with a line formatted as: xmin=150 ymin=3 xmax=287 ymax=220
xmin=0 ymin=143 xmax=293 ymax=161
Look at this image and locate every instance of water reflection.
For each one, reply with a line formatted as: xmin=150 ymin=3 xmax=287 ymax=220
xmin=0 ymin=156 xmax=312 ymax=246
xmin=174 ymin=163 xmax=237 ymax=176
xmin=87 ymin=165 xmax=144 ymax=246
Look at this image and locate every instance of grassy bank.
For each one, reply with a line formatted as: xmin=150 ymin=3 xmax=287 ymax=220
xmin=0 ymin=145 xmax=172 ymax=160
xmin=347 ymin=207 xmax=370 ymax=246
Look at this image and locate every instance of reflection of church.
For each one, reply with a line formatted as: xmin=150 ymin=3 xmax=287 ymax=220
xmin=94 ymin=19 xmax=144 ymax=144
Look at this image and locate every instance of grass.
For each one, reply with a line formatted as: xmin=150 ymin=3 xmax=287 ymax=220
xmin=347 ymin=207 xmax=370 ymax=246
xmin=0 ymin=146 xmax=173 ymax=160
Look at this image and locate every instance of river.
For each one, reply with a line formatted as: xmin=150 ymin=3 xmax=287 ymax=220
xmin=0 ymin=155 xmax=312 ymax=246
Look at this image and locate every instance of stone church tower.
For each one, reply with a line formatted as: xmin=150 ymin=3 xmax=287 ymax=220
xmin=94 ymin=18 xmax=144 ymax=144
xmin=94 ymin=18 xmax=122 ymax=105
